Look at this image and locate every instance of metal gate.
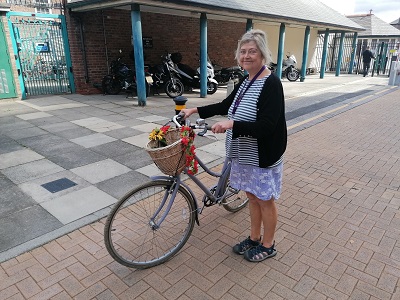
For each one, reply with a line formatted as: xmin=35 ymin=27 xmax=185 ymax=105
xmin=0 ymin=20 xmax=17 ymax=99
xmin=314 ymin=33 xmax=398 ymax=76
xmin=7 ymin=12 xmax=75 ymax=99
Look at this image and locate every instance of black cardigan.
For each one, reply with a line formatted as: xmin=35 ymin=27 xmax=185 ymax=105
xmin=197 ymin=73 xmax=287 ymax=167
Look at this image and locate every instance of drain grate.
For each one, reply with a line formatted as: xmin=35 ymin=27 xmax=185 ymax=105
xmin=41 ymin=178 xmax=77 ymax=193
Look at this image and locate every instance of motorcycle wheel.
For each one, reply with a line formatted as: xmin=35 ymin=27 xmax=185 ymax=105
xmin=207 ymin=82 xmax=218 ymax=94
xmin=103 ymin=78 xmax=122 ymax=95
xmin=164 ymin=79 xmax=184 ymax=98
xmin=286 ymin=68 xmax=300 ymax=82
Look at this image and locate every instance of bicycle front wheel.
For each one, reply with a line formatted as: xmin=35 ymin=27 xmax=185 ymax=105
xmin=104 ymin=180 xmax=196 ymax=269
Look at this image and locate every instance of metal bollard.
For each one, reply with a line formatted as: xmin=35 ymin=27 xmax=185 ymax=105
xmin=173 ymin=96 xmax=188 ymax=115
xmin=226 ymin=79 xmax=235 ymax=97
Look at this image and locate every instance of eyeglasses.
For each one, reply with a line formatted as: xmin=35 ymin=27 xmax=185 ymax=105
xmin=239 ymin=49 xmax=258 ymax=56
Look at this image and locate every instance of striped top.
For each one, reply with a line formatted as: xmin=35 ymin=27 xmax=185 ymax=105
xmin=226 ymin=74 xmax=283 ymax=168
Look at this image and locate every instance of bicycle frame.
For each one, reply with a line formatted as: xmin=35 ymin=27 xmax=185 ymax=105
xmin=150 ymin=154 xmax=232 ymax=228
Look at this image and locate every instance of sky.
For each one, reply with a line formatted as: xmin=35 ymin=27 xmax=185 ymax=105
xmin=319 ymin=0 xmax=400 ymax=23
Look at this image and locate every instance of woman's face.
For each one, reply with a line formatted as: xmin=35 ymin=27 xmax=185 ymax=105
xmin=239 ymin=41 xmax=264 ymax=73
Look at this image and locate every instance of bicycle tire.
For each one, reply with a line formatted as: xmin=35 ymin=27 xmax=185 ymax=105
xmin=221 ymin=178 xmax=249 ymax=212
xmin=104 ymin=180 xmax=196 ymax=269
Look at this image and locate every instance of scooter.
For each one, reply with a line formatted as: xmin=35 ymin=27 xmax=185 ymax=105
xmin=102 ymin=50 xmax=150 ymax=96
xmin=170 ymin=52 xmax=218 ymax=94
xmin=269 ymin=54 xmax=300 ymax=82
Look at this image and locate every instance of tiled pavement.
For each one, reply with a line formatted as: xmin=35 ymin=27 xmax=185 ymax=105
xmin=0 ymin=74 xmax=400 ymax=299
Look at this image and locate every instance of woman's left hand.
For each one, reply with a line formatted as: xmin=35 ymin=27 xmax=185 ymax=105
xmin=211 ymin=120 xmax=234 ymax=133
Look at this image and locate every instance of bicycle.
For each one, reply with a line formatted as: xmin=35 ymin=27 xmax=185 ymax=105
xmin=104 ymin=114 xmax=249 ymax=269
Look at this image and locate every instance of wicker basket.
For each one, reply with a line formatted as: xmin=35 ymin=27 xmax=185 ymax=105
xmin=145 ymin=128 xmax=186 ymax=176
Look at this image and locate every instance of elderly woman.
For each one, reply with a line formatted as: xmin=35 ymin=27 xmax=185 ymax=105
xmin=181 ymin=29 xmax=287 ymax=262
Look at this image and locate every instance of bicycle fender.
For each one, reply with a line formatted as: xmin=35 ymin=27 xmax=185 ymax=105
xmin=149 ymin=176 xmax=200 ymax=226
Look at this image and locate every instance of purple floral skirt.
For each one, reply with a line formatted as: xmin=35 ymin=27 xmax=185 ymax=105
xmin=229 ymin=158 xmax=283 ymax=201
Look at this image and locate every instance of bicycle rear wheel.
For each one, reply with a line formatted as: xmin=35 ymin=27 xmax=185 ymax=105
xmin=104 ymin=180 xmax=196 ymax=269
xmin=221 ymin=179 xmax=249 ymax=212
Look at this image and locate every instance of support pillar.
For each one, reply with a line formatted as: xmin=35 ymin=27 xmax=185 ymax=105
xmin=348 ymin=32 xmax=358 ymax=74
xmin=276 ymin=23 xmax=286 ymax=79
xmin=335 ymin=31 xmax=345 ymax=76
xmin=320 ymin=28 xmax=330 ymax=79
xmin=200 ymin=13 xmax=207 ymax=98
xmin=131 ymin=4 xmax=146 ymax=105
xmin=300 ymin=26 xmax=310 ymax=82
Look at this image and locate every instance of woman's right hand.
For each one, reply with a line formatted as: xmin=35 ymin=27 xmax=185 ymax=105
xmin=179 ymin=108 xmax=198 ymax=119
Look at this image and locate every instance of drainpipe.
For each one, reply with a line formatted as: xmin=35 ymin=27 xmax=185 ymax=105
xmin=74 ymin=15 xmax=89 ymax=83
xmin=101 ymin=10 xmax=109 ymax=73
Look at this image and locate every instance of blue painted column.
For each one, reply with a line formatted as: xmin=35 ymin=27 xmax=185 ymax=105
xmin=320 ymin=28 xmax=330 ymax=79
xmin=200 ymin=13 xmax=207 ymax=98
xmin=131 ymin=4 xmax=146 ymax=105
xmin=276 ymin=23 xmax=286 ymax=79
xmin=300 ymin=26 xmax=310 ymax=82
xmin=348 ymin=32 xmax=358 ymax=74
xmin=246 ymin=19 xmax=253 ymax=31
xmin=335 ymin=31 xmax=345 ymax=76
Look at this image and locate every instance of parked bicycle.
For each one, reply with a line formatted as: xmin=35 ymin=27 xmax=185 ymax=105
xmin=104 ymin=114 xmax=249 ymax=269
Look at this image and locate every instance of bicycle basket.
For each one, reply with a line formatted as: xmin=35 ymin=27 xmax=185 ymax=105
xmin=145 ymin=128 xmax=186 ymax=176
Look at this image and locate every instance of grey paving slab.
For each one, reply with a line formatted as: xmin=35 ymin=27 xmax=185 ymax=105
xmin=0 ymin=102 xmax=37 ymax=117
xmin=46 ymin=147 xmax=106 ymax=169
xmin=0 ymin=185 xmax=37 ymax=218
xmin=113 ymin=148 xmax=153 ymax=170
xmin=136 ymin=115 xmax=169 ymax=123
xmin=40 ymin=186 xmax=116 ymax=224
xmin=72 ymin=106 xmax=117 ymax=117
xmin=54 ymin=126 xmax=96 ymax=139
xmin=18 ymin=134 xmax=83 ymax=157
xmin=102 ymin=127 xmax=142 ymax=139
xmin=70 ymin=133 xmax=117 ymax=148
xmin=0 ymin=149 xmax=44 ymax=169
xmin=38 ymin=121 xmax=82 ymax=133
xmin=88 ymin=140 xmax=141 ymax=158
xmin=95 ymin=113 xmax=132 ymax=122
xmin=0 ymin=172 xmax=13 ymax=190
xmin=16 ymin=111 xmax=53 ymax=120
xmin=95 ymin=170 xmax=149 ymax=199
xmin=70 ymin=158 xmax=131 ymax=184
xmin=18 ymin=170 xmax=92 ymax=204
xmin=2 ymin=159 xmax=65 ymax=184
xmin=26 ymin=116 xmax=66 ymax=127
xmin=0 ymin=118 xmax=35 ymax=134
xmin=2 ymin=126 xmax=48 ymax=140
xmin=48 ymin=108 xmax=92 ymax=121
xmin=122 ymin=132 xmax=151 ymax=148
xmin=71 ymin=117 xmax=125 ymax=132
xmin=0 ymin=140 xmax=26 ymax=155
xmin=0 ymin=205 xmax=62 ymax=253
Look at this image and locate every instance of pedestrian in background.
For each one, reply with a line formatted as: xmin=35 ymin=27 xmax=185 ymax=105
xmin=180 ymin=29 xmax=287 ymax=262
xmin=362 ymin=46 xmax=375 ymax=77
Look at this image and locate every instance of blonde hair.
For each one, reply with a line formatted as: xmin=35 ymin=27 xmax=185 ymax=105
xmin=235 ymin=29 xmax=273 ymax=65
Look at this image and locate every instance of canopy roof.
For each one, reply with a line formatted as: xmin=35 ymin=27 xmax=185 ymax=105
xmin=66 ymin=0 xmax=365 ymax=32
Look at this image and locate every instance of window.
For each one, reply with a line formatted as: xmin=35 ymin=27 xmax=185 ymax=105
xmin=35 ymin=0 xmax=51 ymax=14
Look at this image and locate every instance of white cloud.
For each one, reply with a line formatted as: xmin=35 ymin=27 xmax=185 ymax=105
xmin=320 ymin=0 xmax=400 ymax=23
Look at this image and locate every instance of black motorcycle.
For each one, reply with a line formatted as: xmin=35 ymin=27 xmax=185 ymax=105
xmin=212 ymin=63 xmax=244 ymax=85
xmin=170 ymin=52 xmax=218 ymax=95
xmin=102 ymin=52 xmax=150 ymax=96
xmin=148 ymin=54 xmax=184 ymax=98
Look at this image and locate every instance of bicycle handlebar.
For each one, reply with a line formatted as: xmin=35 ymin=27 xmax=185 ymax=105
xmin=172 ymin=114 xmax=212 ymax=136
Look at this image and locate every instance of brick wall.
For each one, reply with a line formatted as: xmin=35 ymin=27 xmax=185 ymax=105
xmin=65 ymin=8 xmax=245 ymax=94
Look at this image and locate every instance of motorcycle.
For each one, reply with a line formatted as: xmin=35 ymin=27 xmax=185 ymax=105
xmin=269 ymin=54 xmax=300 ymax=82
xmin=212 ymin=61 xmax=244 ymax=85
xmin=148 ymin=53 xmax=185 ymax=98
xmin=102 ymin=50 xmax=150 ymax=96
xmin=170 ymin=52 xmax=218 ymax=95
